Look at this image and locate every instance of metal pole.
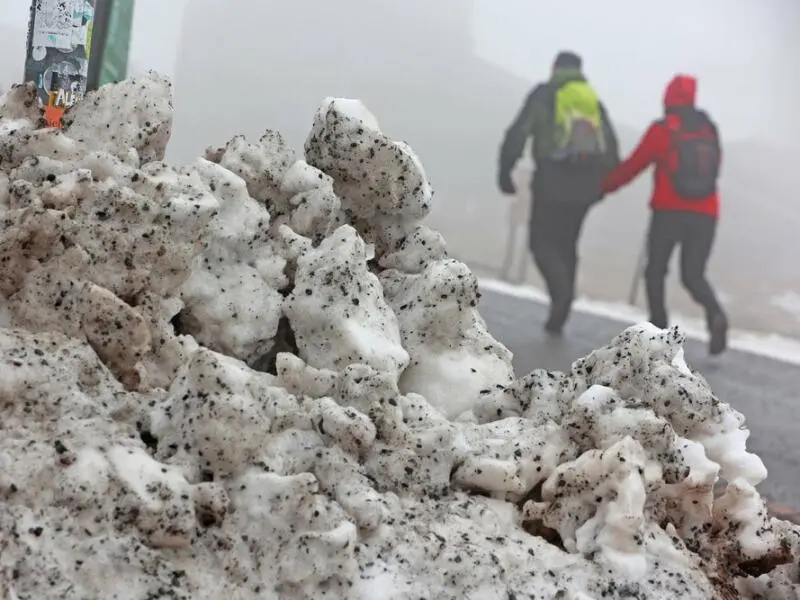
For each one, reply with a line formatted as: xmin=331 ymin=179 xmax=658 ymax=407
xmin=628 ymin=231 xmax=648 ymax=305
xmin=500 ymin=205 xmax=519 ymax=282
xmin=94 ymin=0 xmax=136 ymax=87
xmin=86 ymin=0 xmax=114 ymax=92
xmin=24 ymin=0 xmax=98 ymax=128
xmin=501 ymin=167 xmax=533 ymax=284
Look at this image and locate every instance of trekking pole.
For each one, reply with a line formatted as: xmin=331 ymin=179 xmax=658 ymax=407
xmin=628 ymin=232 xmax=648 ymax=305
xmin=500 ymin=168 xmax=532 ymax=283
xmin=500 ymin=200 xmax=518 ymax=283
xmin=515 ymin=190 xmax=530 ymax=284
xmin=516 ymin=238 xmax=529 ymax=284
xmin=500 ymin=189 xmax=533 ymax=284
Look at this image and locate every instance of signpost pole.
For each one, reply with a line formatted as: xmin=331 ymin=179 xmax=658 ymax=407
xmin=91 ymin=0 xmax=135 ymax=89
xmin=86 ymin=0 xmax=113 ymax=92
xmin=24 ymin=0 xmax=97 ymax=128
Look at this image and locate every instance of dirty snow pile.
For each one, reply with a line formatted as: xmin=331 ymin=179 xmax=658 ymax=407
xmin=1 ymin=74 xmax=798 ymax=600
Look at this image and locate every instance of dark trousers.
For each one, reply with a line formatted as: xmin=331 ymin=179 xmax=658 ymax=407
xmin=644 ymin=210 xmax=725 ymax=328
xmin=528 ymin=200 xmax=591 ymax=330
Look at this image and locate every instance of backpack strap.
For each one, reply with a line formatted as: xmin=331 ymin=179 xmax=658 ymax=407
xmin=541 ymin=82 xmax=558 ymax=117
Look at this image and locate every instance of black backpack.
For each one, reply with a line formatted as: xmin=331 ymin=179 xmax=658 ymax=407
xmin=664 ymin=110 xmax=721 ymax=199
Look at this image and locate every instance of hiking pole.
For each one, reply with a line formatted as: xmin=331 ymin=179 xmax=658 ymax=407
xmin=514 ymin=183 xmax=532 ymax=284
xmin=500 ymin=201 xmax=518 ymax=282
xmin=500 ymin=190 xmax=532 ymax=284
xmin=514 ymin=192 xmax=530 ymax=284
xmin=500 ymin=168 xmax=533 ymax=283
xmin=628 ymin=231 xmax=648 ymax=305
xmin=516 ymin=240 xmax=529 ymax=284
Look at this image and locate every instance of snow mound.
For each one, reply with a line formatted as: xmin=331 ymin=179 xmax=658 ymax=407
xmin=0 ymin=72 xmax=797 ymax=599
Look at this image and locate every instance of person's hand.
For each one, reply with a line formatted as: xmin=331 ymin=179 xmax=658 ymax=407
xmin=498 ymin=171 xmax=516 ymax=195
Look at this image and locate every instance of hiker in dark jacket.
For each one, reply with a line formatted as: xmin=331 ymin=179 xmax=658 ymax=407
xmin=602 ymin=74 xmax=728 ymax=355
xmin=498 ymin=51 xmax=620 ymax=335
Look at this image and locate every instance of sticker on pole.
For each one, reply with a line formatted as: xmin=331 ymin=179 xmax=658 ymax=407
xmin=41 ymin=60 xmax=88 ymax=128
xmin=32 ymin=0 xmax=78 ymax=50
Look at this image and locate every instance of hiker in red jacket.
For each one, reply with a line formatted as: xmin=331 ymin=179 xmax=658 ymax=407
xmin=602 ymin=74 xmax=728 ymax=355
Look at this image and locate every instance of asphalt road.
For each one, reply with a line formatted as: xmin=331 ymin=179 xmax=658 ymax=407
xmin=479 ymin=287 xmax=800 ymax=506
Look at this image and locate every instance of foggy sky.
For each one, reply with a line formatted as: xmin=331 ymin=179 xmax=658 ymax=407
xmin=2 ymin=0 xmax=797 ymax=146
xmin=0 ymin=1 xmax=798 ymax=337
xmin=475 ymin=0 xmax=799 ymax=145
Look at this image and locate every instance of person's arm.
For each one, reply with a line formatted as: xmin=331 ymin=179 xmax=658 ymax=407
xmin=498 ymin=86 xmax=544 ymax=189
xmin=602 ymin=122 xmax=663 ymax=194
xmin=598 ymin=101 xmax=621 ymax=171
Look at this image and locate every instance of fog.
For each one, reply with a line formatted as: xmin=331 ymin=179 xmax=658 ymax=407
xmin=2 ymin=0 xmax=798 ymax=338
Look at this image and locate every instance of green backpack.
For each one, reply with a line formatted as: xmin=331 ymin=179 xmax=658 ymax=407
xmin=550 ymin=80 xmax=606 ymax=161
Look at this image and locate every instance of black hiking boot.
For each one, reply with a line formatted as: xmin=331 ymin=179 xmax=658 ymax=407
xmin=544 ymin=315 xmax=565 ymax=338
xmin=708 ymin=313 xmax=728 ymax=356
xmin=544 ymin=324 xmax=563 ymax=338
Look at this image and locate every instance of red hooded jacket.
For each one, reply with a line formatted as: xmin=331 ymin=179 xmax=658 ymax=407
xmin=602 ymin=75 xmax=720 ymax=218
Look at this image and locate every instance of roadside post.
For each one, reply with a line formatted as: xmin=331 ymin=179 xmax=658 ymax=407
xmin=24 ymin=0 xmax=98 ymax=128
xmin=23 ymin=0 xmax=130 ymax=129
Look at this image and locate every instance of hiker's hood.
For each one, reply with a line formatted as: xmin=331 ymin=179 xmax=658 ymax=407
xmin=550 ymin=66 xmax=585 ymax=86
xmin=664 ymin=75 xmax=697 ymax=109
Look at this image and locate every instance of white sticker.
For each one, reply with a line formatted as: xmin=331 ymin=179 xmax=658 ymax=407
xmin=71 ymin=0 xmax=94 ymax=50
xmin=32 ymin=45 xmax=48 ymax=61
xmin=32 ymin=0 xmax=78 ymax=50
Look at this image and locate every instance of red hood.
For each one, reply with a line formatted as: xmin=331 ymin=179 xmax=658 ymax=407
xmin=663 ymin=75 xmax=697 ymax=109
